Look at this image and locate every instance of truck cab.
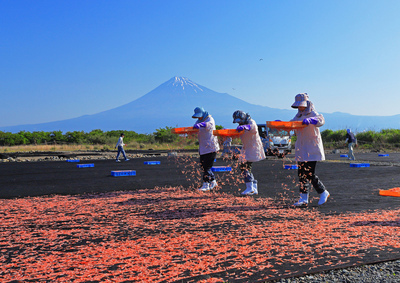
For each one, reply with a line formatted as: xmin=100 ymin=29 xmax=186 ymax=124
xmin=257 ymin=124 xmax=292 ymax=158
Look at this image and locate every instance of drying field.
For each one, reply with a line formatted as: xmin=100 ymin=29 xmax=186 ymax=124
xmin=1 ymin=152 xmax=400 ymax=282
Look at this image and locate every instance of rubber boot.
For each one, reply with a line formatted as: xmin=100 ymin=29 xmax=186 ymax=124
xmin=294 ymin=193 xmax=309 ymax=206
xmin=318 ymin=190 xmax=330 ymax=205
xmin=209 ymin=180 xmax=218 ymax=190
xmin=198 ymin=182 xmax=210 ymax=192
xmin=252 ymin=180 xmax=258 ymax=195
xmin=241 ymin=182 xmax=255 ymax=195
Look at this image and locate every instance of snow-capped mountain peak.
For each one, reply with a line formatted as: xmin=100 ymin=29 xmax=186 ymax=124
xmin=167 ymin=76 xmax=204 ymax=93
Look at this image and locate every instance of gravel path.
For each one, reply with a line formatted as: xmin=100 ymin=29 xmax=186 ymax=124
xmin=273 ymin=259 xmax=400 ymax=283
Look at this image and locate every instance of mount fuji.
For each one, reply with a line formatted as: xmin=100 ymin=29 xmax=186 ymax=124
xmin=2 ymin=76 xmax=400 ymax=133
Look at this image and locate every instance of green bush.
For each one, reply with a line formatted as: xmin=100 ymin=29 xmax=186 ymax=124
xmin=321 ymin=129 xmax=346 ymax=142
xmin=154 ymin=127 xmax=178 ymax=143
xmin=2 ymin=127 xmax=400 ymax=151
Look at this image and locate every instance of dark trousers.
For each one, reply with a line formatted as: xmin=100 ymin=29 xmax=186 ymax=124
xmin=240 ymin=161 xmax=255 ymax=183
xmin=297 ymin=161 xmax=326 ymax=194
xmin=200 ymin=152 xmax=217 ymax=183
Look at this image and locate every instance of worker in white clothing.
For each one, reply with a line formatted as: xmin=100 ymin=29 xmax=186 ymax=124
xmin=233 ymin=110 xmax=266 ymax=195
xmin=192 ymin=107 xmax=220 ymax=191
xmin=290 ymin=93 xmax=329 ymax=206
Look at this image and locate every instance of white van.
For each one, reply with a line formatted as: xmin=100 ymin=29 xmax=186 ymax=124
xmin=257 ymin=124 xmax=292 ymax=158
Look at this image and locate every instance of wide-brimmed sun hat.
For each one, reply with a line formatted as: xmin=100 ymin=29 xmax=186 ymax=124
xmin=192 ymin=107 xmax=206 ymax=118
xmin=291 ymin=93 xmax=309 ymax=108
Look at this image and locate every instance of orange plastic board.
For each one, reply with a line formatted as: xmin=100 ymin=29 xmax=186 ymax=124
xmin=266 ymin=121 xmax=307 ymax=130
xmin=213 ymin=129 xmax=244 ymax=137
xmin=171 ymin=127 xmax=199 ymax=135
xmin=379 ymin=187 xmax=400 ymax=197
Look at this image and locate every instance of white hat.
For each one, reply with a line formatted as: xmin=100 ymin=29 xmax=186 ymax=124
xmin=291 ymin=93 xmax=309 ymax=108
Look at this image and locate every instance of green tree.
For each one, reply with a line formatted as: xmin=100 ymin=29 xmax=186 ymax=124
xmin=154 ymin=126 xmax=178 ymax=143
xmin=65 ymin=131 xmax=86 ymax=143
xmin=0 ymin=132 xmax=15 ymax=146
xmin=49 ymin=131 xmax=65 ymax=143
xmin=87 ymin=129 xmax=106 ymax=144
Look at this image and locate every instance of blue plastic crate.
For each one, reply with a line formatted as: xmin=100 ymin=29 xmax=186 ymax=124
xmin=67 ymin=159 xmax=80 ymax=162
xmin=144 ymin=161 xmax=161 ymax=165
xmin=111 ymin=170 xmax=136 ymax=177
xmin=378 ymin=154 xmax=389 ymax=157
xmin=284 ymin=164 xmax=298 ymax=170
xmin=340 ymin=154 xmax=348 ymax=158
xmin=77 ymin=163 xmax=94 ymax=168
xmin=211 ymin=166 xmax=232 ymax=172
xmin=350 ymin=163 xmax=370 ymax=168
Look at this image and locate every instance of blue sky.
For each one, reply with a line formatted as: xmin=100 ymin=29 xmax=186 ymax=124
xmin=1 ymin=0 xmax=400 ymax=127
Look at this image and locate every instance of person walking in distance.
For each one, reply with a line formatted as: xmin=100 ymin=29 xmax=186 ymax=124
xmin=345 ymin=129 xmax=357 ymax=161
xmin=115 ymin=133 xmax=129 ymax=162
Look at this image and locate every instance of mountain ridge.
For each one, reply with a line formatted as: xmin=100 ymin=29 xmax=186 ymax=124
xmin=2 ymin=76 xmax=400 ymax=133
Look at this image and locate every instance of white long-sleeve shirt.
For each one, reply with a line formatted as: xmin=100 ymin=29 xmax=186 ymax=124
xmin=116 ymin=137 xmax=125 ymax=148
xmin=291 ymin=111 xmax=325 ymax=162
xmin=239 ymin=119 xmax=266 ymax=163
xmin=195 ymin=115 xmax=220 ymax=155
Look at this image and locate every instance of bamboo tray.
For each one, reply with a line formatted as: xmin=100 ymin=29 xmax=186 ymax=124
xmin=266 ymin=121 xmax=307 ymax=130
xmin=171 ymin=127 xmax=199 ymax=135
xmin=213 ymin=129 xmax=244 ymax=137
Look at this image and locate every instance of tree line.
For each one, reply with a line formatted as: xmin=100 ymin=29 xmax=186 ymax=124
xmin=0 ymin=127 xmax=180 ymax=146
xmin=321 ymin=129 xmax=400 ymax=150
xmin=2 ymin=127 xmax=400 ymax=149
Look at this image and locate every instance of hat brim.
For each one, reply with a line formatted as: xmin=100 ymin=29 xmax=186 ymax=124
xmin=192 ymin=114 xmax=202 ymax=118
xmin=291 ymin=101 xmax=308 ymax=108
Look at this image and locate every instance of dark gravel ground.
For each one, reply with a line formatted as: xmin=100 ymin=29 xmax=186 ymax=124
xmin=1 ymin=150 xmax=400 ymax=282
xmin=2 ymin=151 xmax=400 ymax=215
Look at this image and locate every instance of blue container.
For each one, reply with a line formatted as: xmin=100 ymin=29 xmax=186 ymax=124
xmin=211 ymin=166 xmax=232 ymax=172
xmin=284 ymin=164 xmax=298 ymax=170
xmin=67 ymin=159 xmax=80 ymax=162
xmin=111 ymin=170 xmax=136 ymax=177
xmin=350 ymin=163 xmax=370 ymax=168
xmin=340 ymin=154 xmax=348 ymax=158
xmin=77 ymin=163 xmax=94 ymax=168
xmin=144 ymin=161 xmax=161 ymax=165
xmin=378 ymin=154 xmax=389 ymax=157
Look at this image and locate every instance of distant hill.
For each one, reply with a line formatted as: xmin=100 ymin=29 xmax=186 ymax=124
xmin=2 ymin=77 xmax=400 ymax=133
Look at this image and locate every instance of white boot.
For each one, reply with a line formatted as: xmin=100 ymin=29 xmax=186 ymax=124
xmin=198 ymin=182 xmax=210 ymax=192
xmin=209 ymin=180 xmax=218 ymax=190
xmin=318 ymin=190 xmax=330 ymax=205
xmin=253 ymin=182 xmax=258 ymax=195
xmin=241 ymin=182 xmax=256 ymax=195
xmin=294 ymin=193 xmax=309 ymax=206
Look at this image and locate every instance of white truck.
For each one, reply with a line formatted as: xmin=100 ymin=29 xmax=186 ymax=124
xmin=257 ymin=124 xmax=292 ymax=158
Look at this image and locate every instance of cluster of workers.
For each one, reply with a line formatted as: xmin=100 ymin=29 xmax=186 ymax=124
xmin=192 ymin=93 xmax=330 ymax=207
